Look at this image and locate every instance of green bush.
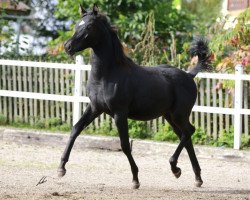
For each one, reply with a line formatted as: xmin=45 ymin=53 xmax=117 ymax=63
xmin=84 ymin=121 xmax=118 ymax=137
xmin=47 ymin=117 xmax=62 ymax=128
xmin=33 ymin=117 xmax=62 ymax=130
xmin=216 ymin=127 xmax=235 ymax=147
xmin=0 ymin=114 xmax=7 ymax=125
xmin=214 ymin=127 xmax=250 ymax=149
xmin=58 ymin=123 xmax=71 ymax=132
xmin=153 ymin=123 xmax=178 ymax=142
xmin=84 ymin=120 xmax=151 ymax=139
xmin=12 ymin=117 xmax=24 ymax=126
xmin=128 ymin=119 xmax=152 ymax=139
xmin=192 ymin=127 xmax=209 ymax=145
xmin=34 ymin=119 xmax=47 ymax=129
xmin=241 ymin=135 xmax=250 ymax=150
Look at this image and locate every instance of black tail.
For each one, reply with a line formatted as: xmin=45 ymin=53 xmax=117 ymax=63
xmin=188 ymin=37 xmax=211 ymax=78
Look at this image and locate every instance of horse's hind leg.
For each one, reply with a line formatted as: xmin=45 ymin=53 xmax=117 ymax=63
xmin=185 ymin=139 xmax=203 ymax=187
xmin=165 ymin=114 xmax=203 ymax=187
xmin=58 ymin=104 xmax=101 ymax=177
xmin=164 ymin=114 xmax=182 ymax=177
xmin=170 ymin=121 xmax=193 ymax=177
xmin=114 ymin=112 xmax=140 ymax=189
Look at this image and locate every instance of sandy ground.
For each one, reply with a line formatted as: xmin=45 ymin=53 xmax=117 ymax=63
xmin=0 ymin=141 xmax=250 ymax=200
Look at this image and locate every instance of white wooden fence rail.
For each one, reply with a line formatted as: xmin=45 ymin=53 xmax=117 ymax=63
xmin=0 ymin=56 xmax=249 ymax=149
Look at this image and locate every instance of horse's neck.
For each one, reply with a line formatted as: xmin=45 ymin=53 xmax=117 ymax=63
xmin=90 ymin=36 xmax=116 ymax=80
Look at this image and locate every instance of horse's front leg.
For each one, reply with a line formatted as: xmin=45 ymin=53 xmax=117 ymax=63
xmin=114 ymin=112 xmax=140 ymax=189
xmin=58 ymin=104 xmax=101 ymax=177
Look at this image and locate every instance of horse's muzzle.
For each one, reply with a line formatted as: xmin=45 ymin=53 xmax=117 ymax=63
xmin=64 ymin=41 xmax=74 ymax=56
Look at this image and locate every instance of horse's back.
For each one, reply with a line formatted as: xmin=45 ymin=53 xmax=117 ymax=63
xmin=127 ymin=65 xmax=197 ymax=120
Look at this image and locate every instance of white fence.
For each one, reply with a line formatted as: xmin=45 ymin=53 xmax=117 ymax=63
xmin=193 ymin=65 xmax=250 ymax=149
xmin=0 ymin=56 xmax=249 ymax=149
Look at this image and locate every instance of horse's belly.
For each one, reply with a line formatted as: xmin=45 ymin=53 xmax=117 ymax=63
xmin=128 ymin=111 xmax=165 ymax=121
xmin=128 ymin=95 xmax=173 ymax=121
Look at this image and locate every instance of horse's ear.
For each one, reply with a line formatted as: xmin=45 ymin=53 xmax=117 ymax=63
xmin=79 ymin=4 xmax=86 ymax=16
xmin=93 ymin=4 xmax=99 ymax=15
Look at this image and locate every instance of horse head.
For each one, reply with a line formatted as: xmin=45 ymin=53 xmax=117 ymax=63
xmin=64 ymin=4 xmax=103 ymax=56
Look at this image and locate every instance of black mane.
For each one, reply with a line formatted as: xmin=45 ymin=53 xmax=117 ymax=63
xmin=97 ymin=14 xmax=131 ymax=66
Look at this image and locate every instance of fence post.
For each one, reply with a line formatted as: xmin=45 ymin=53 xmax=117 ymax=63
xmin=234 ymin=64 xmax=243 ymax=150
xmin=73 ymin=55 xmax=84 ymax=125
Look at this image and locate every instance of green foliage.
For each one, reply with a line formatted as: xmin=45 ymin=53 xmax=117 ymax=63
xmin=241 ymin=135 xmax=250 ymax=149
xmin=0 ymin=17 xmax=15 ymax=55
xmin=128 ymin=119 xmax=152 ymax=139
xmin=153 ymin=124 xmax=250 ymax=150
xmin=58 ymin=123 xmax=71 ymax=132
xmin=12 ymin=117 xmax=28 ymax=127
xmin=192 ymin=127 xmax=210 ymax=145
xmin=209 ymin=8 xmax=250 ymax=69
xmin=85 ymin=121 xmax=118 ymax=137
xmin=153 ymin=123 xmax=178 ymax=142
xmin=30 ymin=117 xmax=65 ymax=131
xmin=85 ymin=120 xmax=151 ymax=139
xmin=0 ymin=114 xmax=7 ymax=125
xmin=133 ymin=11 xmax=158 ymax=66
xmin=47 ymin=117 xmax=62 ymax=127
xmin=182 ymin=0 xmax=223 ymax=34
xmin=153 ymin=124 xmax=208 ymax=144
xmin=1 ymin=1 xmax=65 ymax=57
xmin=52 ymin=0 xmax=195 ymax=63
xmin=34 ymin=119 xmax=47 ymax=129
xmin=191 ymin=127 xmax=250 ymax=149
xmin=55 ymin=0 xmax=190 ymax=42
xmin=214 ymin=127 xmax=250 ymax=149
xmin=215 ymin=127 xmax=235 ymax=147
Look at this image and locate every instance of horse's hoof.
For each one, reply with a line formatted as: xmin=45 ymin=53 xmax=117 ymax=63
xmin=195 ymin=179 xmax=203 ymax=187
xmin=132 ymin=181 xmax=140 ymax=189
xmin=173 ymin=168 xmax=181 ymax=179
xmin=57 ymin=168 xmax=66 ymax=178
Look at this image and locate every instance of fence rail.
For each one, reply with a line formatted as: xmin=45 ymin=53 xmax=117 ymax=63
xmin=0 ymin=57 xmax=249 ymax=149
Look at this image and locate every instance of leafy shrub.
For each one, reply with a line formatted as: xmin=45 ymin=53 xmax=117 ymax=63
xmin=47 ymin=117 xmax=62 ymax=127
xmin=34 ymin=119 xmax=46 ymax=129
xmin=58 ymin=123 xmax=71 ymax=132
xmin=0 ymin=114 xmax=7 ymax=125
xmin=192 ymin=127 xmax=208 ymax=145
xmin=128 ymin=119 xmax=152 ymax=139
xmin=241 ymin=135 xmax=250 ymax=150
xmin=209 ymin=8 xmax=250 ymax=74
xmin=33 ymin=117 xmax=62 ymax=129
xmin=153 ymin=123 xmax=178 ymax=142
xmin=12 ymin=117 xmax=25 ymax=126
xmin=214 ymin=127 xmax=250 ymax=149
xmin=84 ymin=121 xmax=118 ymax=137
xmin=216 ymin=127 xmax=235 ymax=147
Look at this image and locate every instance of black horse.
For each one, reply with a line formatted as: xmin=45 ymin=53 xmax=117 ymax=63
xmin=58 ymin=4 xmax=210 ymax=189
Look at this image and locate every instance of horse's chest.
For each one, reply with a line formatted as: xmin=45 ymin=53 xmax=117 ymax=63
xmin=88 ymin=85 xmax=105 ymax=106
xmin=87 ymin=82 xmax=120 ymax=112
